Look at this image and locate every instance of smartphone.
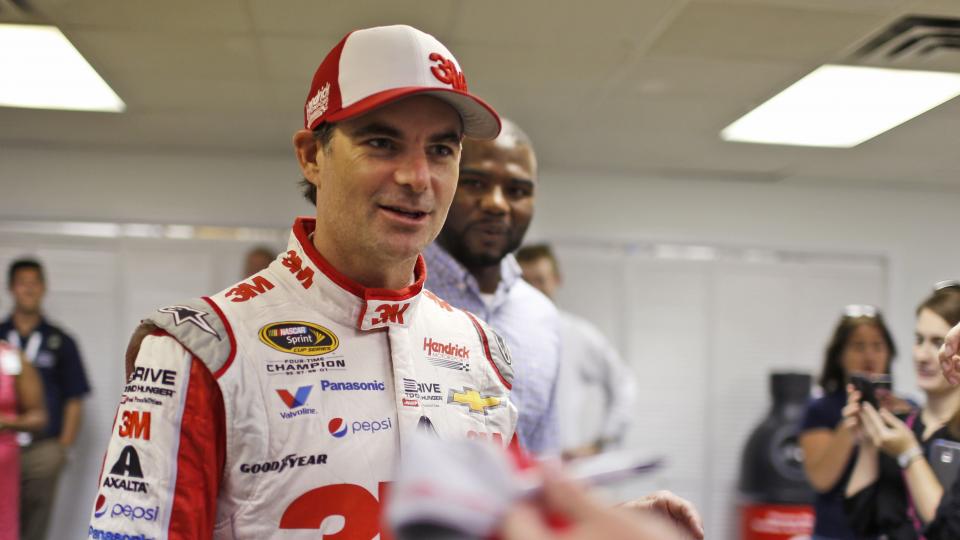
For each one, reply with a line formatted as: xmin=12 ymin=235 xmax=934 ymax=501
xmin=930 ymin=439 xmax=960 ymax=488
xmin=850 ymin=374 xmax=892 ymax=408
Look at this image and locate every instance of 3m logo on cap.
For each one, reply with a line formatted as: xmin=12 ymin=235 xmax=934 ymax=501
xmin=259 ymin=321 xmax=338 ymax=356
xmin=429 ymin=53 xmax=466 ymax=91
xmin=328 ymin=418 xmax=348 ymax=438
xmin=306 ymin=83 xmax=331 ymax=126
xmin=277 ymin=386 xmax=312 ymax=409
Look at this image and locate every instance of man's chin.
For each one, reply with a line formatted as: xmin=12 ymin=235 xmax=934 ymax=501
xmin=458 ymin=249 xmax=507 ymax=268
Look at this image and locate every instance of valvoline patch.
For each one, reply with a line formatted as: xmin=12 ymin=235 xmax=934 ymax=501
xmin=328 ymin=418 xmax=348 ymax=438
xmin=276 ymin=386 xmax=312 ymax=409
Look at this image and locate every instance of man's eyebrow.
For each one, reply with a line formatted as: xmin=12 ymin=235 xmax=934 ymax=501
xmin=509 ymin=178 xmax=535 ymax=187
xmin=348 ymin=122 xmax=403 ymax=139
xmin=458 ymin=167 xmax=489 ymax=177
xmin=430 ymin=130 xmax=464 ymax=145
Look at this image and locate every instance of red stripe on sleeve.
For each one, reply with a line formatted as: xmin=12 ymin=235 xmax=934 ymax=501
xmin=463 ymin=311 xmax=512 ymax=390
xmin=167 ymin=357 xmax=226 ymax=539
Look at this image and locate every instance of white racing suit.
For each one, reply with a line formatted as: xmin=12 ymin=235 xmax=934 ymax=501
xmin=88 ymin=217 xmax=518 ymax=539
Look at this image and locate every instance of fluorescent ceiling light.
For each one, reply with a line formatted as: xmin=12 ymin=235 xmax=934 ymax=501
xmin=721 ymin=64 xmax=960 ymax=148
xmin=0 ymin=23 xmax=125 ymax=112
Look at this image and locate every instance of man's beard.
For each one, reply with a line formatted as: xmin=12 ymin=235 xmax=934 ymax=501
xmin=439 ymin=228 xmax=525 ymax=269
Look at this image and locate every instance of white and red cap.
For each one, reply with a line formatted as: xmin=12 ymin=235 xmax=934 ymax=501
xmin=303 ymin=25 xmax=501 ymax=140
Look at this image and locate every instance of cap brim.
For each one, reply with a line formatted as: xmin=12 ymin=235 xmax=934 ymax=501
xmin=324 ymin=87 xmax=501 ymax=140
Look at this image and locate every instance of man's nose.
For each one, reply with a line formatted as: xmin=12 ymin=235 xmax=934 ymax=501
xmin=479 ymin=184 xmax=509 ymax=215
xmin=395 ymin=151 xmax=430 ymax=192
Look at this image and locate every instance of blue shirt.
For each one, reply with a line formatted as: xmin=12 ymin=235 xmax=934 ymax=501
xmin=423 ymin=244 xmax=561 ymax=454
xmin=1 ymin=317 xmax=91 ymax=441
xmin=800 ymin=390 xmax=857 ymax=540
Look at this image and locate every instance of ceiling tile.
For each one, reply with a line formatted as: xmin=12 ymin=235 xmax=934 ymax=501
xmin=693 ymin=0 xmax=906 ymax=14
xmin=1 ymin=0 xmax=957 ymax=189
xmin=34 ymin=0 xmax=252 ymax=33
xmin=259 ymin=36 xmax=332 ymax=82
xmin=66 ymin=29 xmax=262 ymax=81
xmin=454 ymin=0 xmax=678 ymax=45
xmin=0 ymin=108 xmax=290 ymax=154
xmin=246 ymin=0 xmax=457 ymax=39
xmin=608 ymin=55 xmax=807 ymax=101
xmin=452 ymin=40 xmax=631 ymax=94
xmin=910 ymin=0 xmax=960 ymax=18
xmin=650 ymin=2 xmax=888 ymax=62
xmin=113 ymin=77 xmax=273 ymax=113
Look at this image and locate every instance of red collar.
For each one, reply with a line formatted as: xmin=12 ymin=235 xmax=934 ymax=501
xmin=293 ymin=217 xmax=426 ymax=301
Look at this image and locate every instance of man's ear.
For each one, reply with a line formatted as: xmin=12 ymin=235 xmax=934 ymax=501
xmin=293 ymin=129 xmax=323 ymax=185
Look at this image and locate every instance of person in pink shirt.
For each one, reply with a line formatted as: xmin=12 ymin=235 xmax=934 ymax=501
xmin=0 ymin=342 xmax=46 ymax=540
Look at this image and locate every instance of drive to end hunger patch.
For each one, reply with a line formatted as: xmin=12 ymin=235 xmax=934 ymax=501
xmin=259 ymin=322 xmax=339 ymax=356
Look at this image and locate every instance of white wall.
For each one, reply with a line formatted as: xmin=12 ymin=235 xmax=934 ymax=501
xmin=528 ymin=170 xmax=960 ymax=392
xmin=3 ymin=144 xmax=960 ymax=538
xmin=0 ymin=145 xmax=302 ymax=227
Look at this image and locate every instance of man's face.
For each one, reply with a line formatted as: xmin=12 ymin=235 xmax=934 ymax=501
xmin=9 ymin=268 xmax=45 ymax=314
xmin=519 ymin=256 xmax=560 ymax=300
xmin=299 ymin=95 xmax=463 ymax=267
xmin=243 ymin=252 xmax=273 ymax=277
xmin=436 ymin=134 xmax=536 ymax=268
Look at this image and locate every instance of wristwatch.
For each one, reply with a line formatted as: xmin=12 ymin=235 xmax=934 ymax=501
xmin=897 ymin=446 xmax=923 ymax=469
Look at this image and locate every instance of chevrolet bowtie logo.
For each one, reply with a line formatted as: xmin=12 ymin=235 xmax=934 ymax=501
xmin=448 ymin=387 xmax=502 ymax=415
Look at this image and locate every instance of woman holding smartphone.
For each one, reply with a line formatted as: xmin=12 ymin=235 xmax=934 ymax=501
xmin=799 ymin=305 xmax=898 ymax=540
xmin=843 ymin=283 xmax=960 ymax=539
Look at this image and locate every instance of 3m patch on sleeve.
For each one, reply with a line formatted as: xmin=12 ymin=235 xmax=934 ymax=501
xmin=89 ymin=335 xmax=192 ymax=539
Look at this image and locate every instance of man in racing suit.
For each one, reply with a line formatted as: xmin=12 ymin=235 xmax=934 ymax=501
xmin=88 ymin=25 xmax=516 ymax=540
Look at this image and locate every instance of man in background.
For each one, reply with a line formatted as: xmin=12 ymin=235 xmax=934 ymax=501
xmin=517 ymin=244 xmax=636 ymax=459
xmin=242 ymin=245 xmax=276 ymax=277
xmin=424 ymin=119 xmax=561 ymax=454
xmin=1 ymin=258 xmax=91 ymax=540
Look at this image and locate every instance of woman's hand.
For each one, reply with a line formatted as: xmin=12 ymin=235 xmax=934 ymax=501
xmin=939 ymin=321 xmax=960 ymax=385
xmin=842 ymin=386 xmax=867 ymax=442
xmin=858 ymin=403 xmax=920 ymax=458
xmin=502 ymin=472 xmax=701 ymax=540
xmin=619 ymin=490 xmax=704 ymax=540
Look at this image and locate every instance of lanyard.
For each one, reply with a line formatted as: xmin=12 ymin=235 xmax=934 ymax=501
xmin=6 ymin=329 xmax=41 ymax=364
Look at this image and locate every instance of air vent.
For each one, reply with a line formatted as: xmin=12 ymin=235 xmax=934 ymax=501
xmin=851 ymin=16 xmax=960 ymax=71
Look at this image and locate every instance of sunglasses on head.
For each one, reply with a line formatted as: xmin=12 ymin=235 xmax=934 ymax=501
xmin=843 ymin=304 xmax=879 ymax=318
xmin=934 ymin=280 xmax=960 ymax=292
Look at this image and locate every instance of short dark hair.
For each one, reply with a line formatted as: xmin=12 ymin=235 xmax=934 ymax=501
xmin=299 ymin=123 xmax=337 ymax=206
xmin=8 ymin=258 xmax=45 ymax=288
xmin=917 ymin=285 xmax=960 ymax=328
xmin=516 ymin=244 xmax=560 ymax=275
xmin=818 ymin=310 xmax=897 ymax=393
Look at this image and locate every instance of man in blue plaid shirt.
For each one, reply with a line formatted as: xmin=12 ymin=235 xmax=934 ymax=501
xmin=423 ymin=119 xmax=561 ymax=454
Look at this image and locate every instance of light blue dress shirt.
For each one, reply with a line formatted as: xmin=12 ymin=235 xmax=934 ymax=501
xmin=423 ymin=243 xmax=561 ymax=454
